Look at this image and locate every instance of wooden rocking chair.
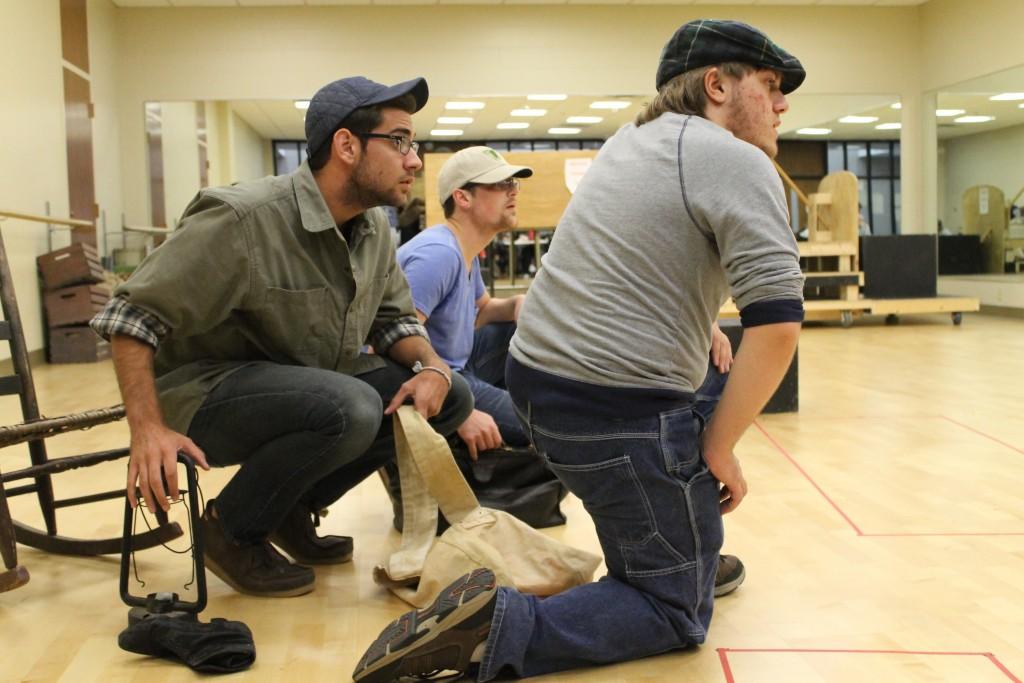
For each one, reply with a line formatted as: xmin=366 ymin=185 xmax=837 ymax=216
xmin=0 ymin=230 xmax=182 ymax=593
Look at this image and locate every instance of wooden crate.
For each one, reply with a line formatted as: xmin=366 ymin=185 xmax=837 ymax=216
xmin=44 ymin=284 xmax=110 ymax=328
xmin=48 ymin=326 xmax=110 ymax=364
xmin=37 ymin=243 xmax=104 ymax=291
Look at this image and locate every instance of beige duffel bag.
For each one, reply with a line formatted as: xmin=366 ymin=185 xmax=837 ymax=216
xmin=373 ymin=406 xmax=601 ymax=608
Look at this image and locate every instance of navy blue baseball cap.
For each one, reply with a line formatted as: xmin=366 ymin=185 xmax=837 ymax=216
xmin=304 ymin=76 xmax=429 ymax=159
xmin=656 ymin=19 xmax=805 ymax=94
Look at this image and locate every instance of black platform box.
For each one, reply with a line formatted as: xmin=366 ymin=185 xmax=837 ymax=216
xmin=938 ymin=235 xmax=982 ymax=275
xmin=860 ymin=235 xmax=937 ymax=299
xmin=719 ymin=321 xmax=797 ymax=414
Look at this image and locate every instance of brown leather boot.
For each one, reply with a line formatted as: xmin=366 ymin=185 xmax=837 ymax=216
xmin=200 ymin=501 xmax=315 ymax=598
xmin=269 ymin=504 xmax=353 ymax=565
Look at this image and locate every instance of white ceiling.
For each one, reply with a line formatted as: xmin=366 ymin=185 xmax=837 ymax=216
xmin=114 ymin=0 xmax=929 ymax=6
xmin=231 ymin=95 xmax=645 ymax=142
xmin=228 ymin=86 xmax=1024 ymax=145
xmin=780 ymin=62 xmax=1024 ymax=142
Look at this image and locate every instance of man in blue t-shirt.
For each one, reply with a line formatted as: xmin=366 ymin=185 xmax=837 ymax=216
xmin=397 ymin=146 xmax=533 ymax=459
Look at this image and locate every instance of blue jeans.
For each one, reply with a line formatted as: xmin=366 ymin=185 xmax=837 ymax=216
xmin=482 ymin=375 xmax=724 ymax=679
xmin=186 ymin=357 xmax=472 ymax=543
xmin=460 ymin=322 xmax=529 ymax=448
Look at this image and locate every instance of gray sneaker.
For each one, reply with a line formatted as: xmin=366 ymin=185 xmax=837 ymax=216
xmin=353 ymin=568 xmax=497 ymax=683
xmin=714 ymin=554 xmax=746 ymax=597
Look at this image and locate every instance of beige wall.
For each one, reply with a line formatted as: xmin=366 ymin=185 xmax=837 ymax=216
xmin=5 ymin=1 xmax=1024 ymax=356
xmin=229 ymin=109 xmax=270 ymax=183
xmin=922 ymin=0 xmax=1024 ymax=91
xmin=110 ymin=4 xmax=926 ymax=223
xmin=0 ymin=1 xmax=72 ymax=360
xmin=942 ymin=125 xmax=1024 ymax=233
xmin=160 ymin=102 xmax=202 ymax=228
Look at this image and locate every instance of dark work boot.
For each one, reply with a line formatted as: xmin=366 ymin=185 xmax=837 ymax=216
xmin=269 ymin=504 xmax=353 ymax=565
xmin=714 ymin=554 xmax=746 ymax=597
xmin=200 ymin=501 xmax=315 ymax=598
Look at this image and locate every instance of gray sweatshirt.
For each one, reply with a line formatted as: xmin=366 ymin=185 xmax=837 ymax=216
xmin=510 ymin=113 xmax=804 ymax=394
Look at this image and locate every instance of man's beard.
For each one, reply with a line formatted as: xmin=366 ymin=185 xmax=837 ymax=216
xmin=345 ymin=158 xmax=403 ymax=209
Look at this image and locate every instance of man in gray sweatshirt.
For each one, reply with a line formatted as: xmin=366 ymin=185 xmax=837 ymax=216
xmin=354 ymin=19 xmax=805 ymax=682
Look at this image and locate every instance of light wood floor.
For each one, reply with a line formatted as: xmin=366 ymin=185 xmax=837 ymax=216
xmin=2 ymin=313 xmax=1023 ymax=682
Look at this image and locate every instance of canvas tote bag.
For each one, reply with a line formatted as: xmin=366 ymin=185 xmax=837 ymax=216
xmin=373 ymin=406 xmax=601 ymax=608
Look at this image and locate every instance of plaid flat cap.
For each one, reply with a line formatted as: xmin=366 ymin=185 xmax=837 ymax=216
xmin=656 ymin=19 xmax=805 ymax=94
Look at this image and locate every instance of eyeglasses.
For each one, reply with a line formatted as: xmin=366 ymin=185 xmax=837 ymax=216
xmin=360 ymin=133 xmax=419 ymax=156
xmin=478 ymin=178 xmax=520 ymax=192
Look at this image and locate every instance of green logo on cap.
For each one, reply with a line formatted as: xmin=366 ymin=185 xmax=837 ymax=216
xmin=485 ymin=149 xmax=502 ymax=161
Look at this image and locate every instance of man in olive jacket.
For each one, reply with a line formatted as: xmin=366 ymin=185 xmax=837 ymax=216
xmin=91 ymin=76 xmax=471 ymax=598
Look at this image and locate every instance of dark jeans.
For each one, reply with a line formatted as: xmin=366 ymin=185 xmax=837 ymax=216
xmin=479 ymin=358 xmax=728 ymax=680
xmin=186 ymin=358 xmax=472 ymax=543
xmin=461 ymin=322 xmax=529 ymax=447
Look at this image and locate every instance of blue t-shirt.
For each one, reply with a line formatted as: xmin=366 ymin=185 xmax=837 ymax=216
xmin=397 ymin=225 xmax=484 ymax=371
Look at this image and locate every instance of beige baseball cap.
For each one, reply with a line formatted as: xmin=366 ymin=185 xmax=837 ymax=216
xmin=437 ymin=146 xmax=533 ymax=204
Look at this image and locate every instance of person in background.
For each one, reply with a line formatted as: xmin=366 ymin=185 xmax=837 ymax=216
xmin=397 ymin=146 xmax=534 ymax=459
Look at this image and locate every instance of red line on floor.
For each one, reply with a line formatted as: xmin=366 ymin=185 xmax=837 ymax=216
xmin=717 ymin=648 xmax=736 ymax=683
xmin=942 ymin=416 xmax=1024 ymax=455
xmin=861 ymin=532 xmax=1024 ymax=537
xmin=717 ymin=648 xmax=1022 ymax=682
xmin=753 ymin=421 xmax=864 ymax=535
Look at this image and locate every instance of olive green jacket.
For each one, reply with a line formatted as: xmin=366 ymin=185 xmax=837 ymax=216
xmin=110 ymin=162 xmax=423 ymax=433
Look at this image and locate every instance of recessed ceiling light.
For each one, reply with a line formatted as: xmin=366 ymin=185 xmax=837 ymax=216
xmin=875 ymin=123 xmax=902 ymax=130
xmin=590 ymin=101 xmax=631 ymax=110
xmin=839 ymin=116 xmax=878 ymax=124
xmin=510 ymin=108 xmax=547 ymax=117
xmin=497 ymin=122 xmax=530 ymax=130
xmin=437 ymin=116 xmax=473 ymax=124
xmin=294 ymin=100 xmax=310 ymax=110
xmin=989 ymin=92 xmax=1024 ymax=101
xmin=890 ymin=102 xmax=902 ymax=110
xmin=430 ymin=129 xmax=464 ymax=136
xmin=566 ymin=116 xmax=603 ymax=124
xmin=445 ymin=101 xmax=485 ymax=110
xmin=954 ymin=115 xmax=995 ymax=123
xmin=796 ymin=128 xmax=831 ymax=136
xmin=1019 ymin=103 xmax=1024 ymax=109
xmin=528 ymin=94 xmax=567 ymax=101
xmin=548 ymin=127 xmax=581 ymax=135
xmin=935 ymin=109 xmax=965 ymax=117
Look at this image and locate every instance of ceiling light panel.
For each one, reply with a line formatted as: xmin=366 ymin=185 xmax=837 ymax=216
xmin=989 ymin=93 xmax=1024 ymax=101
xmin=430 ymin=129 xmax=464 ymax=136
xmin=510 ymin=108 xmax=547 ymax=117
xmin=590 ymin=101 xmax=631 ymax=110
xmin=875 ymin=123 xmax=902 ymax=130
xmin=528 ymin=94 xmax=568 ymax=101
xmin=838 ymin=115 xmax=878 ymax=124
xmin=548 ymin=127 xmax=581 ymax=135
xmin=566 ymin=116 xmax=603 ymax=124
xmin=497 ymin=122 xmax=530 ymax=130
xmin=797 ymin=128 xmax=832 ymax=135
xmin=954 ymin=115 xmax=995 ymax=123
xmin=294 ymin=100 xmax=310 ymax=110
xmin=445 ymin=101 xmax=485 ymax=110
xmin=935 ymin=109 xmax=965 ymax=117
xmin=437 ymin=116 xmax=473 ymax=124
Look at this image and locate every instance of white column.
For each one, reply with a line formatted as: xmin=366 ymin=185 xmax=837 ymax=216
xmin=900 ymin=90 xmax=938 ymax=234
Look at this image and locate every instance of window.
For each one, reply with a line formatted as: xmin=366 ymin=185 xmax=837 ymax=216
xmin=273 ymin=141 xmax=306 ymax=175
xmin=826 ymin=140 xmax=901 ymax=235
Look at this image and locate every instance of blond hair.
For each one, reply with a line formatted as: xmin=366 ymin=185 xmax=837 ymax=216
xmin=636 ymin=62 xmax=755 ymax=126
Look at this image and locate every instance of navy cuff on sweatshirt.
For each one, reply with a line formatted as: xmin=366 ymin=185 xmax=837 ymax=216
xmin=739 ymin=298 xmax=804 ymax=328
